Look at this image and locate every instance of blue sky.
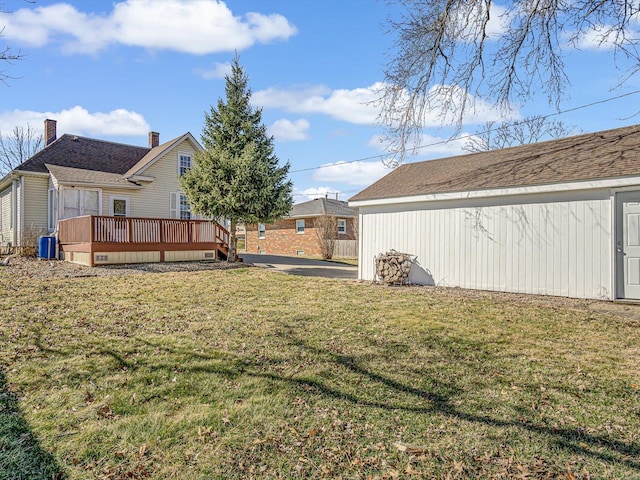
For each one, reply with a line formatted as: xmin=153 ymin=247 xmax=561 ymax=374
xmin=1 ymin=0 xmax=640 ymax=203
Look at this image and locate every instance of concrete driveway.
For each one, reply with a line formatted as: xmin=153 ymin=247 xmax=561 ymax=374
xmin=239 ymin=254 xmax=358 ymax=280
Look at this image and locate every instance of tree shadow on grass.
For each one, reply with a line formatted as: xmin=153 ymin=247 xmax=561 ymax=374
xmin=136 ymin=332 xmax=640 ymax=473
xmin=280 ymin=335 xmax=640 ymax=473
xmin=28 ymin=325 xmax=640 ymax=475
xmin=0 ymin=370 xmax=65 ymax=479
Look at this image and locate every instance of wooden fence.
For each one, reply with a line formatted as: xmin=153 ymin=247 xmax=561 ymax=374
xmin=333 ymin=239 xmax=358 ymax=258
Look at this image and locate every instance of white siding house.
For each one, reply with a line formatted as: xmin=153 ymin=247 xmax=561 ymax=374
xmin=0 ymin=119 xmax=203 ymax=251
xmin=350 ymin=124 xmax=640 ymax=301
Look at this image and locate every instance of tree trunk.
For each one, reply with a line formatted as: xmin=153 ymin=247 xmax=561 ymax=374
xmin=228 ymin=218 xmax=237 ymax=262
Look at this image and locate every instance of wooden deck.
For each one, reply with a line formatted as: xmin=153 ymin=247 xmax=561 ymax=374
xmin=58 ymin=215 xmax=229 ymax=266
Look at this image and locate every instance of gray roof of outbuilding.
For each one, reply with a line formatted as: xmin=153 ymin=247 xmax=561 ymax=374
xmin=350 ymin=124 xmax=640 ymax=202
xmin=16 ymin=134 xmax=150 ymax=175
xmin=290 ymin=198 xmax=357 ymax=218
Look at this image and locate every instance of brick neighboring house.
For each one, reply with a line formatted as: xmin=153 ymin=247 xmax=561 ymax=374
xmin=245 ymin=197 xmax=358 ymax=257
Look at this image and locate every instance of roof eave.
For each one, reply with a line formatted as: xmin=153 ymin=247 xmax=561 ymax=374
xmin=125 ymin=132 xmax=202 ymax=177
xmin=287 ymin=212 xmax=357 ymax=219
xmin=56 ymin=180 xmax=143 ymax=189
xmin=349 ymin=175 xmax=640 ymax=207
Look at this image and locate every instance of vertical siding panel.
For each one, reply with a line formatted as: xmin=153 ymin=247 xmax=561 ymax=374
xmin=601 ymin=199 xmax=612 ymax=298
xmin=536 ymin=204 xmax=545 ymax=295
xmin=435 ymin=209 xmax=441 ymax=284
xmin=537 ymin=204 xmax=544 ymax=294
xmin=527 ymin=204 xmax=536 ymax=294
xmin=498 ymin=206 xmax=507 ymax=291
xmin=516 ymin=205 xmax=525 ymax=293
xmin=589 ymin=202 xmax=599 ymax=298
xmin=484 ymin=209 xmax=492 ymax=290
xmin=560 ymin=203 xmax=569 ymax=297
xmin=466 ymin=210 xmax=473 ymax=289
xmin=567 ymin=202 xmax=578 ymax=298
xmin=449 ymin=209 xmax=455 ymax=286
xmin=546 ymin=204 xmax=555 ymax=295
xmin=576 ymin=202 xmax=586 ymax=298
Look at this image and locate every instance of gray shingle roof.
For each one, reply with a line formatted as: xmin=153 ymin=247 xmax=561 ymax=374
xmin=290 ymin=198 xmax=357 ymax=218
xmin=350 ymin=124 xmax=640 ymax=202
xmin=16 ymin=134 xmax=150 ymax=175
xmin=45 ymin=164 xmax=135 ymax=187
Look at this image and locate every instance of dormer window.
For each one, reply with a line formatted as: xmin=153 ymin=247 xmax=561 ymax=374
xmin=179 ymin=153 xmax=192 ymax=176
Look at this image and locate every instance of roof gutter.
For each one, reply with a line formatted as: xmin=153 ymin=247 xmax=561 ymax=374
xmin=0 ymin=171 xmax=16 ymax=192
xmin=349 ymin=175 xmax=640 ymax=208
xmin=56 ymin=180 xmax=143 ymax=189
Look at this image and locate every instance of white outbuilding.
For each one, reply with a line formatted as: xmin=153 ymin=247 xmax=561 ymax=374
xmin=349 ymin=124 xmax=640 ymax=300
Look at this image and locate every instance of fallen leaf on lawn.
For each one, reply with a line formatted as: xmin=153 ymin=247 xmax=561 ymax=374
xmin=83 ymin=391 xmax=94 ymax=405
xmin=393 ymin=442 xmax=429 ymax=454
xmin=96 ymin=404 xmax=113 ymax=419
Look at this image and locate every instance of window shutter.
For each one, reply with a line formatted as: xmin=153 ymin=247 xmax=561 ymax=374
xmin=170 ymin=192 xmax=178 ymax=219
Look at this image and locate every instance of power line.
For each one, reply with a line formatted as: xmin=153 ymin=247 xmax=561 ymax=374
xmin=289 ymin=89 xmax=640 ymax=174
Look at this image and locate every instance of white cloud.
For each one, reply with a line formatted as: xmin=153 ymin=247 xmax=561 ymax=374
xmin=313 ymin=160 xmax=390 ymax=186
xmin=293 ymin=186 xmax=340 ymax=202
xmin=253 ymin=83 xmax=382 ymax=125
xmin=254 ymin=82 xmax=516 ymax=127
xmin=569 ymin=24 xmax=632 ymax=51
xmin=0 ymin=0 xmax=297 ymax=55
xmin=0 ymin=106 xmax=150 ymax=137
xmin=194 ymin=62 xmax=232 ymax=80
xmin=268 ymin=118 xmax=310 ymax=142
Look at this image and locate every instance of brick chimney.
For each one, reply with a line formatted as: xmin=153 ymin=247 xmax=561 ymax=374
xmin=44 ymin=119 xmax=57 ymax=146
xmin=148 ymin=131 xmax=159 ymax=148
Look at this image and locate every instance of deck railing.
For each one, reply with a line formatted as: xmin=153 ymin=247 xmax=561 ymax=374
xmin=58 ymin=215 xmax=229 ymax=248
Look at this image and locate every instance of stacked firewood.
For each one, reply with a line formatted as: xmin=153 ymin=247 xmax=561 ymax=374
xmin=375 ymin=250 xmax=414 ymax=285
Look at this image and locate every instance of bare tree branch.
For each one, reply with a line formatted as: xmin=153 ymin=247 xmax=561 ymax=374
xmin=0 ymin=124 xmax=44 ymax=176
xmin=1 ymin=3 xmax=31 ymax=85
xmin=381 ymin=0 xmax=640 ymax=164
xmin=463 ymin=116 xmax=579 ymax=153
xmin=315 ymin=215 xmax=338 ymax=260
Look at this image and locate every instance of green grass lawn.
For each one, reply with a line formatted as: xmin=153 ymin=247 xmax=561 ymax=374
xmin=0 ymin=266 xmax=638 ymax=479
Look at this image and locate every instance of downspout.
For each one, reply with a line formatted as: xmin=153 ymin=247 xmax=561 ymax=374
xmin=19 ymin=175 xmax=25 ymax=247
xmin=11 ymin=178 xmax=18 ymax=247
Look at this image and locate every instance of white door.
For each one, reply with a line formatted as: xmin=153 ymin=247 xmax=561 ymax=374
xmin=617 ymin=192 xmax=640 ymax=299
xmin=110 ymin=196 xmax=130 ymax=217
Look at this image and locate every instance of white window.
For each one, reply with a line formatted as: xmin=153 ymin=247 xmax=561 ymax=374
xmin=179 ymin=193 xmax=191 ymax=219
xmin=47 ymin=188 xmax=57 ymax=231
xmin=258 ymin=223 xmax=266 ymax=239
xmin=179 ymin=153 xmax=192 ymax=176
xmin=296 ymin=219 xmax=305 ymax=234
xmin=109 ymin=196 xmax=130 ymax=217
xmin=170 ymin=192 xmax=192 ymax=219
xmin=337 ymin=218 xmax=347 ymax=235
xmin=61 ymin=188 xmax=100 ymax=220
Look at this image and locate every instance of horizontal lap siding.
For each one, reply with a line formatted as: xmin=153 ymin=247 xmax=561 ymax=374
xmin=359 ymin=190 xmax=612 ymax=300
xmin=0 ymin=187 xmax=12 ymax=245
xmin=22 ymin=176 xmax=49 ymax=239
xmin=100 ymin=140 xmax=197 ymax=218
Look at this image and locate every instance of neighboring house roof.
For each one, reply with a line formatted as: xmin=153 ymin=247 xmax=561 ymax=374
xmin=289 ymin=197 xmax=357 ymax=219
xmin=350 ymin=124 xmax=640 ymax=202
xmin=16 ymin=134 xmax=150 ymax=175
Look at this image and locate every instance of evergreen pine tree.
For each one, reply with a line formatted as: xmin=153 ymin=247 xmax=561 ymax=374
xmin=181 ymin=56 xmax=292 ymax=261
